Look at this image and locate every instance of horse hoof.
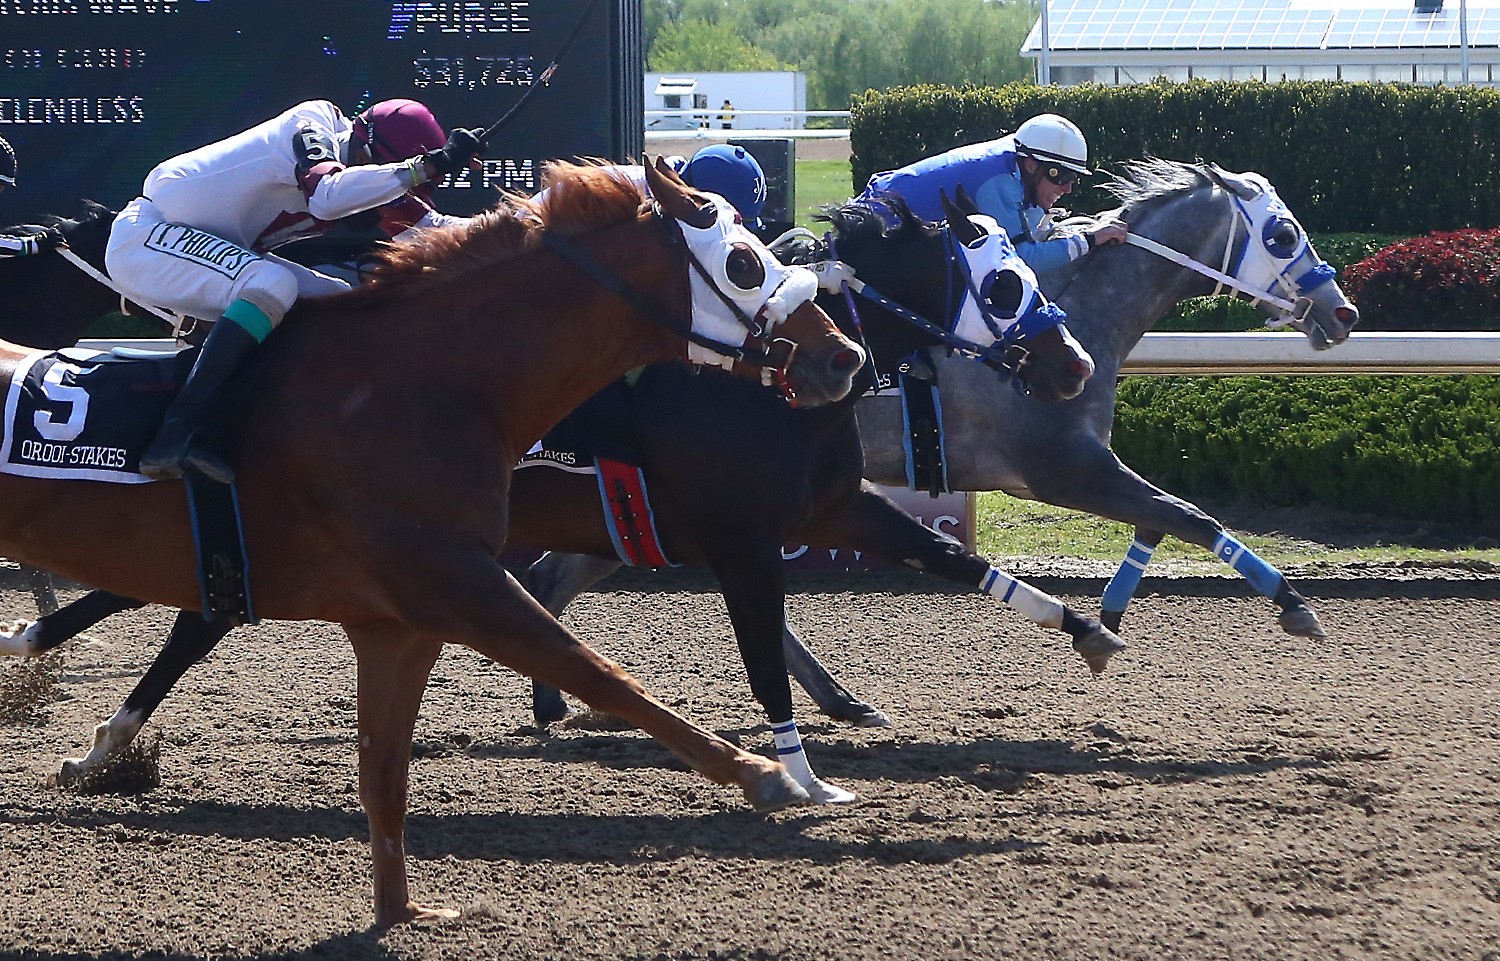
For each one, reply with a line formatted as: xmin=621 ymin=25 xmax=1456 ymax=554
xmin=746 ymin=767 xmax=812 ymax=812
xmin=1073 ymin=626 xmax=1127 ymax=675
xmin=832 ymin=703 xmax=893 ymax=728
xmin=0 ymin=620 xmax=40 ymax=657
xmin=56 ymin=758 xmax=87 ymax=787
xmin=376 ymin=902 xmax=461 ymax=929
xmin=532 ymin=701 xmax=574 ymax=727
xmin=1278 ymin=605 xmax=1327 ymax=638
xmin=804 ymin=777 xmax=858 ymax=805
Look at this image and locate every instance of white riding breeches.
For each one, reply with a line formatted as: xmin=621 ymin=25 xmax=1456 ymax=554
xmin=104 ymin=196 xmax=351 ymax=327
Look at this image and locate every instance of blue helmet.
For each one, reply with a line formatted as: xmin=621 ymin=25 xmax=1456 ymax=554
xmin=682 ymin=144 xmax=766 ymax=229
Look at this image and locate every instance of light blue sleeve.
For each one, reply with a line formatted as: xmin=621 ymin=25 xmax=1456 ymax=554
xmin=973 ymin=172 xmax=1084 ymax=274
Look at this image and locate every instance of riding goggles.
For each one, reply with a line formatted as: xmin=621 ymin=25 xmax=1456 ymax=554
xmin=1042 ymin=165 xmax=1079 ymax=187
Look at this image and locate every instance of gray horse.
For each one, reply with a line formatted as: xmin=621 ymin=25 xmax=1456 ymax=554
xmin=521 ymin=159 xmax=1360 ymax=726
xmin=857 ymin=158 xmax=1360 ymax=634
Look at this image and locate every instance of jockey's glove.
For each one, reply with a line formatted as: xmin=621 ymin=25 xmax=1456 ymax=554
xmin=422 ymin=128 xmax=485 ymax=179
xmin=810 ymin=259 xmax=862 ymax=295
xmin=1 ymin=223 xmax=64 ymax=255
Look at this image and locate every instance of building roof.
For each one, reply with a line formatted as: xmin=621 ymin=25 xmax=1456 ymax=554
xmin=1022 ymin=0 xmax=1500 ymax=53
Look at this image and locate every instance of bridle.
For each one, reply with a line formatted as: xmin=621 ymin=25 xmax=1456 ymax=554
xmin=541 ymin=203 xmax=803 ymax=399
xmin=824 ymin=220 xmax=1067 ymax=395
xmin=1121 ymin=178 xmax=1337 ymax=332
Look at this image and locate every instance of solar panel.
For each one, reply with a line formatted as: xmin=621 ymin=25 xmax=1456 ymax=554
xmin=1023 ymin=0 xmax=1500 ymax=52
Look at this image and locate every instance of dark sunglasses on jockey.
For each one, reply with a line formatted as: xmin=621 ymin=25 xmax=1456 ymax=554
xmin=1041 ymin=164 xmax=1079 ymax=187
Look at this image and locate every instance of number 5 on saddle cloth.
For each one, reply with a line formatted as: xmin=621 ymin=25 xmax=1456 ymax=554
xmin=0 ymin=346 xmax=257 ymax=624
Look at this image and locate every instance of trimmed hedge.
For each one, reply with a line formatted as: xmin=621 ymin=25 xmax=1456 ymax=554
xmin=1114 ymin=376 xmax=1500 ymax=533
xmin=851 ymin=81 xmax=1500 ymax=234
xmin=1342 ymin=228 xmax=1500 ymax=331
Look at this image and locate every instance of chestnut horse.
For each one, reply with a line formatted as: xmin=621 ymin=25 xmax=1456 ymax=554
xmin=0 ymin=159 xmax=864 ymax=927
xmin=5 ymin=190 xmax=1106 ymax=806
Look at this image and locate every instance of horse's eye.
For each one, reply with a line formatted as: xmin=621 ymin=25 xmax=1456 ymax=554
xmin=1264 ymin=218 xmax=1301 ymax=257
xmin=724 ymin=243 xmax=767 ymax=291
xmin=982 ymin=269 xmax=1024 ymax=318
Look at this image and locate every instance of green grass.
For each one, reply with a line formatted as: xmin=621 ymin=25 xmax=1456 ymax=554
xmin=794 ymin=158 xmax=857 ymax=229
xmin=974 ymin=491 xmax=1500 ymax=568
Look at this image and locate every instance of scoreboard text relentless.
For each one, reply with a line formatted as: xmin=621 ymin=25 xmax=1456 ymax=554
xmin=0 ymin=0 xmax=643 ymax=220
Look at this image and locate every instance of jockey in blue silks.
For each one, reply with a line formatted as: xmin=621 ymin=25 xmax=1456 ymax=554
xmin=858 ymin=113 xmax=1127 ymax=278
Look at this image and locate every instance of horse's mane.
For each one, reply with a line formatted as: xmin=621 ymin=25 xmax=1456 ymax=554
xmin=773 ymin=192 xmax=937 ymax=267
xmin=1101 ymin=158 xmax=1214 ymax=214
xmin=339 ymin=161 xmax=646 ymax=307
xmin=38 ymin=198 xmax=114 ymax=230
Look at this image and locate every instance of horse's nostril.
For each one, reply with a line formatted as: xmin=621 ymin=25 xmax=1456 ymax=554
xmin=1335 ymin=305 xmax=1360 ymax=328
xmin=1067 ymin=358 xmax=1093 ymax=378
xmin=831 ymin=348 xmax=861 ymax=373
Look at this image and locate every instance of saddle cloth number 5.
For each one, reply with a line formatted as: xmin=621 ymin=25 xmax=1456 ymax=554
xmin=34 ymin=363 xmax=88 ymax=442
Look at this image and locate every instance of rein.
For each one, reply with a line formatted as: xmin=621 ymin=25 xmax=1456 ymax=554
xmin=56 ymin=246 xmax=185 ymax=334
xmin=825 ymin=227 xmax=1033 ymax=381
xmin=1122 ymin=192 xmax=1317 ymax=327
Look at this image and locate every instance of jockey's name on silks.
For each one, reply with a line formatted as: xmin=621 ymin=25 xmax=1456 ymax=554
xmin=145 ymin=223 xmax=260 ymax=279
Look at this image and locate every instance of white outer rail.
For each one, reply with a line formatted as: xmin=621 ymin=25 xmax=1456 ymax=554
xmin=1118 ymin=331 xmax=1500 ymax=375
xmin=78 ymin=332 xmax=1500 ymax=376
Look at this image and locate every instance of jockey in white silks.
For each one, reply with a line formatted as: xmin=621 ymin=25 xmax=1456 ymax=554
xmin=0 ymin=134 xmax=65 ymax=258
xmin=858 ymin=113 xmax=1127 ymax=278
xmin=104 ymin=98 xmax=484 ymax=483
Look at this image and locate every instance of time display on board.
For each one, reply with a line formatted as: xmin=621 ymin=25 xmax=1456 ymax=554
xmin=0 ymin=0 xmax=643 ymax=221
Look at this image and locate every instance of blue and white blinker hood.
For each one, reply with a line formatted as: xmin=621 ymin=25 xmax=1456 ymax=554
xmin=1228 ymin=174 xmax=1336 ymax=326
xmin=947 ymin=214 xmax=1069 ymax=351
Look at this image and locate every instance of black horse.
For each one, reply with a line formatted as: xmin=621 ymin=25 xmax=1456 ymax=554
xmin=3 ymin=192 xmax=1120 ymax=799
xmin=0 ymin=200 xmax=139 ymax=349
xmin=0 ymin=199 xmax=169 ymax=615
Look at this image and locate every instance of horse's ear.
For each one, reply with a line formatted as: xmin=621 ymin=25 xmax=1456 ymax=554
xmin=1202 ymin=161 xmax=1260 ymax=201
xmin=941 ymin=188 xmax=986 ymax=246
xmin=645 ymin=154 xmax=717 ymax=229
xmin=952 ymin=183 xmax=981 ymax=216
xmin=652 ymin=154 xmax=687 ymax=186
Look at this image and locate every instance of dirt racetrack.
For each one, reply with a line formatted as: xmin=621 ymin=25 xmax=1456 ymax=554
xmin=0 ymin=565 xmax=1496 ymax=961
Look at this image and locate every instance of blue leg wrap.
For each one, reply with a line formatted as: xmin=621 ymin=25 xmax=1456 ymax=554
xmin=1213 ymin=532 xmax=1282 ymax=598
xmin=1102 ymin=538 xmax=1156 ymax=614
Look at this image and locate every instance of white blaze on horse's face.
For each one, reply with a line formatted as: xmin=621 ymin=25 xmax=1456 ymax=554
xmin=952 ymin=214 xmax=1093 ymax=372
xmin=676 ymin=193 xmax=823 ymax=370
xmin=1229 ymin=172 xmax=1358 ymax=349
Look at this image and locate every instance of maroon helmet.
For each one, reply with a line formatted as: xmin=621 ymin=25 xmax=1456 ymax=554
xmin=351 ymin=99 xmax=446 ymax=164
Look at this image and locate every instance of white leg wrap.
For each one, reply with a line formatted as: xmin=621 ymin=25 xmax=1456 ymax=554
xmin=771 ymin=719 xmax=856 ymax=804
xmin=980 ymin=566 xmax=1065 ymax=629
xmin=772 ymin=720 xmax=815 ymax=787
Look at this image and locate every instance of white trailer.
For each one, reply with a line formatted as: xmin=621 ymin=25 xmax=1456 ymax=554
xmin=644 ymin=71 xmax=807 ymax=131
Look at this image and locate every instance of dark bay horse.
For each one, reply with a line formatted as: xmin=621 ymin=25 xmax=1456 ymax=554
xmin=0 ymin=200 xmax=141 ymax=614
xmin=520 ymin=161 xmax=1365 ymax=731
xmin=0 ymin=159 xmax=865 ymax=928
xmin=4 ymin=191 xmax=1110 ymax=804
xmin=0 ymin=199 xmax=133 ymax=348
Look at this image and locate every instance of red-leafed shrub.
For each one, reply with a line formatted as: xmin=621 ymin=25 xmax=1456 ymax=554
xmin=1342 ymin=228 xmax=1500 ymax=331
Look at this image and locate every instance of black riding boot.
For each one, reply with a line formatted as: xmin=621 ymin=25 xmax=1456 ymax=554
xmin=138 ymin=319 xmax=259 ymax=484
